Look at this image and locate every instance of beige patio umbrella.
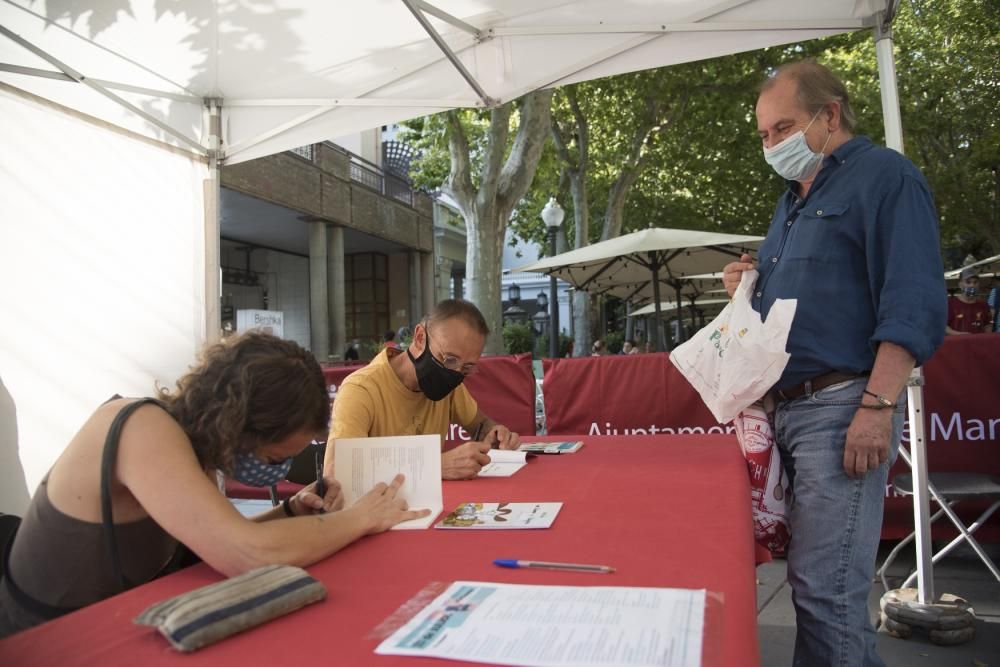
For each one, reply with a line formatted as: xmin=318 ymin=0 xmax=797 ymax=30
xmin=944 ymin=254 xmax=1000 ymax=282
xmin=632 ymin=296 xmax=731 ymax=338
xmin=509 ymin=227 xmax=761 ymax=350
xmin=632 ymin=297 xmax=731 ymax=317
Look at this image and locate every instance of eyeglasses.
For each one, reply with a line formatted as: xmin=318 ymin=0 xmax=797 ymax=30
xmin=424 ymin=325 xmax=479 ymax=376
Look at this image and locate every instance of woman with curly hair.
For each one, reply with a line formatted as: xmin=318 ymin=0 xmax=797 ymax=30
xmin=0 ymin=332 xmax=427 ymax=637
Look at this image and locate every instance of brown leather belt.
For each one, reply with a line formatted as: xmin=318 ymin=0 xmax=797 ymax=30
xmin=775 ymin=371 xmax=867 ymax=401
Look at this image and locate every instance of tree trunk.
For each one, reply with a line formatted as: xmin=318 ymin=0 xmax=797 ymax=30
xmin=464 ymin=202 xmax=506 ymax=353
xmin=569 ymin=175 xmax=592 ymax=356
xmin=444 ymin=91 xmax=553 ymax=355
xmin=551 ymin=89 xmax=594 ymax=356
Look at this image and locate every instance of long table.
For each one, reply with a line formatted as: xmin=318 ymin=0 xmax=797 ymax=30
xmin=0 ymin=435 xmax=760 ymax=667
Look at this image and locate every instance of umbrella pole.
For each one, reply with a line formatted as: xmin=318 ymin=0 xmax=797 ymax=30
xmin=675 ymin=284 xmax=685 ymax=345
xmin=650 ymin=263 xmax=663 ymax=352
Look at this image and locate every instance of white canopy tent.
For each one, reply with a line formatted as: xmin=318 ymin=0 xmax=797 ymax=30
xmin=3 ymin=0 xmax=923 ymax=587
xmin=0 ymin=0 xmax=901 ymax=346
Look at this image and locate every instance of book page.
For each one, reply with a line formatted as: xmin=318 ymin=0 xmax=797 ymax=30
xmin=333 ymin=435 xmax=442 ymax=529
xmin=376 ymin=581 xmax=705 ymax=666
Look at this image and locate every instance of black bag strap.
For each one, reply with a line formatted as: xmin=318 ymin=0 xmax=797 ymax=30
xmin=100 ymin=397 xmax=166 ymax=591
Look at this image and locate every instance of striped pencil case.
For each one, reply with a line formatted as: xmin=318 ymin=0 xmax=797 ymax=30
xmin=135 ymin=564 xmax=326 ymax=652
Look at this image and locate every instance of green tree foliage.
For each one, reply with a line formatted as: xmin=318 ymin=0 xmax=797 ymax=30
xmin=502 ymin=323 xmax=534 ymax=355
xmin=401 ymin=93 xmax=553 ymax=354
xmin=405 ymin=0 xmax=997 ymax=341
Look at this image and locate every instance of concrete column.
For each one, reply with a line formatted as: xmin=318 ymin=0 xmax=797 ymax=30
xmin=437 ymin=258 xmax=454 ymax=302
xmin=409 ymin=250 xmax=421 ymax=324
xmin=421 ymin=251 xmax=435 ymax=316
xmin=308 ymin=222 xmax=330 ymax=358
xmin=327 ymin=225 xmax=346 ymax=359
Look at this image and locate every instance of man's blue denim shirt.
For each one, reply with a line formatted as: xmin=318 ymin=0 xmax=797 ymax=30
xmin=753 ymin=136 xmax=946 ymax=392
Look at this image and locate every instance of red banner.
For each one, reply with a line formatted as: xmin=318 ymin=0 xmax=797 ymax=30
xmin=460 ymin=352 xmax=536 ymax=439
xmin=542 ymin=353 xmax=722 ymax=437
xmin=543 ymin=336 xmax=1000 ymax=540
xmin=322 ymin=353 xmax=536 ymax=441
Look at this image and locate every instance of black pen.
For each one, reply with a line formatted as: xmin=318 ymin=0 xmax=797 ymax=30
xmin=472 ymin=421 xmax=485 ymax=443
xmin=314 ymin=450 xmax=326 ymax=513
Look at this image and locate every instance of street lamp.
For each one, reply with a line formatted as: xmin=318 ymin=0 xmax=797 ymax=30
xmin=536 ymin=290 xmax=548 ymax=311
xmin=503 ymin=282 xmax=526 ymax=326
xmin=532 ymin=290 xmax=550 ymax=348
xmin=541 ymin=197 xmax=565 ymax=358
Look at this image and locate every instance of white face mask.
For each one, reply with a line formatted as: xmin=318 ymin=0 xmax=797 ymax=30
xmin=762 ymin=109 xmax=831 ymax=182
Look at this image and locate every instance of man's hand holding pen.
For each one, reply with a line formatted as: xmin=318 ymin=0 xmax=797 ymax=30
xmin=473 ymin=420 xmax=520 ymax=450
xmin=484 ymin=424 xmax=520 ymax=450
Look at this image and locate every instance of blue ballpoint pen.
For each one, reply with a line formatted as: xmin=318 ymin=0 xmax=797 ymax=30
xmin=494 ymin=559 xmax=615 ymax=574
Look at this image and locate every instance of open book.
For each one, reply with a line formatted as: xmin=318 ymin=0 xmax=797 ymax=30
xmin=332 ymin=435 xmax=442 ymax=529
xmin=518 ymin=440 xmax=584 ymax=454
xmin=435 ymin=502 xmax=562 ymax=529
xmin=478 ymin=449 xmax=530 ymax=477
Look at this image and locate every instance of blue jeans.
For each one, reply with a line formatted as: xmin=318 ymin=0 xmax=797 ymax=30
xmin=774 ymin=377 xmax=904 ymax=667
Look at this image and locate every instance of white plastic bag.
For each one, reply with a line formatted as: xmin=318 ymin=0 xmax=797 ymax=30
xmin=670 ymin=269 xmax=796 ymax=423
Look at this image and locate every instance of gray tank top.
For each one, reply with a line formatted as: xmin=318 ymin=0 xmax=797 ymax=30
xmin=0 ymin=399 xmax=180 ymax=635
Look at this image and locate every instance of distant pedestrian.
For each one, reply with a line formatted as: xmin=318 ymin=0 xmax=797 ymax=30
xmin=946 ymin=268 xmax=993 ymax=334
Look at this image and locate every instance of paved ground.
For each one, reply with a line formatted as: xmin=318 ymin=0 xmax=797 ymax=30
xmin=756 ymin=542 xmax=1000 ymax=666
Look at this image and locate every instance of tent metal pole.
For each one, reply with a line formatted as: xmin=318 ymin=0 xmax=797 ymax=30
xmin=874 ymin=9 xmax=904 ymax=153
xmin=203 ymin=99 xmax=222 ymax=346
xmin=0 ymin=26 xmax=206 ymax=154
xmin=401 ymin=0 xmax=496 ymax=107
xmin=875 ymin=1 xmax=934 ymax=605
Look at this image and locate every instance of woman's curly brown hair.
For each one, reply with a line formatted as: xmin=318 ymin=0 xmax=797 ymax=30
xmin=158 ymin=332 xmax=329 ymax=473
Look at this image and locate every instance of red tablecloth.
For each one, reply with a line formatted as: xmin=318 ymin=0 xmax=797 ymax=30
xmin=0 ymin=435 xmax=760 ymax=667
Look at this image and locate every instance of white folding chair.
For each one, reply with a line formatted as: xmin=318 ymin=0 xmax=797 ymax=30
xmin=879 ymin=467 xmax=1000 ymax=591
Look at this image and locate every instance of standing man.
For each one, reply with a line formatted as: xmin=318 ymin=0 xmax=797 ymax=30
xmin=325 ymin=299 xmax=520 ymax=480
xmin=946 ymin=267 xmax=993 ymax=334
xmin=723 ymin=61 xmax=945 ymax=666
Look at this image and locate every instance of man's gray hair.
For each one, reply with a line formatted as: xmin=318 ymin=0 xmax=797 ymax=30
xmin=762 ymin=61 xmax=856 ymax=133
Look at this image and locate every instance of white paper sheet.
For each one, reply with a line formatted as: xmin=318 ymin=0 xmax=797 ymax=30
xmin=376 ymin=581 xmax=705 ymax=667
xmin=477 ymin=449 xmax=529 ymax=477
xmin=333 ymin=435 xmax=443 ymax=529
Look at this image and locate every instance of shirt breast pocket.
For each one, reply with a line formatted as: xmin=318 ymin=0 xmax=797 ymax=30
xmin=784 ymin=201 xmax=853 ymax=262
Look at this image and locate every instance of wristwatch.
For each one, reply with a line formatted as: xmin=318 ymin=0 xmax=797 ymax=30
xmin=861 ymin=389 xmax=896 ymax=410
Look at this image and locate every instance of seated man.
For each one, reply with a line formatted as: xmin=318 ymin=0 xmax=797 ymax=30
xmin=325 ymin=299 xmax=520 ymax=479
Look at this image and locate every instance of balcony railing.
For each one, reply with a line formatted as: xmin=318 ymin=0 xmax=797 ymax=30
xmin=289 ymin=144 xmax=315 ymax=161
xmin=347 ymin=153 xmax=413 ymax=206
xmin=286 ymin=142 xmax=416 ymax=207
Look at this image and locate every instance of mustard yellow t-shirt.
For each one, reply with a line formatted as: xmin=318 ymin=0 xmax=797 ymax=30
xmin=329 ymin=348 xmax=478 ymax=440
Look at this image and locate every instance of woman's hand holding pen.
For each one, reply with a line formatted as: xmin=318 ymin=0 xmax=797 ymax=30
xmin=290 ymin=477 xmax=344 ymax=515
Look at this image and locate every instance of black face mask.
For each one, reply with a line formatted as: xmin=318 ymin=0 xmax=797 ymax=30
xmin=407 ymin=332 xmax=466 ymax=401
